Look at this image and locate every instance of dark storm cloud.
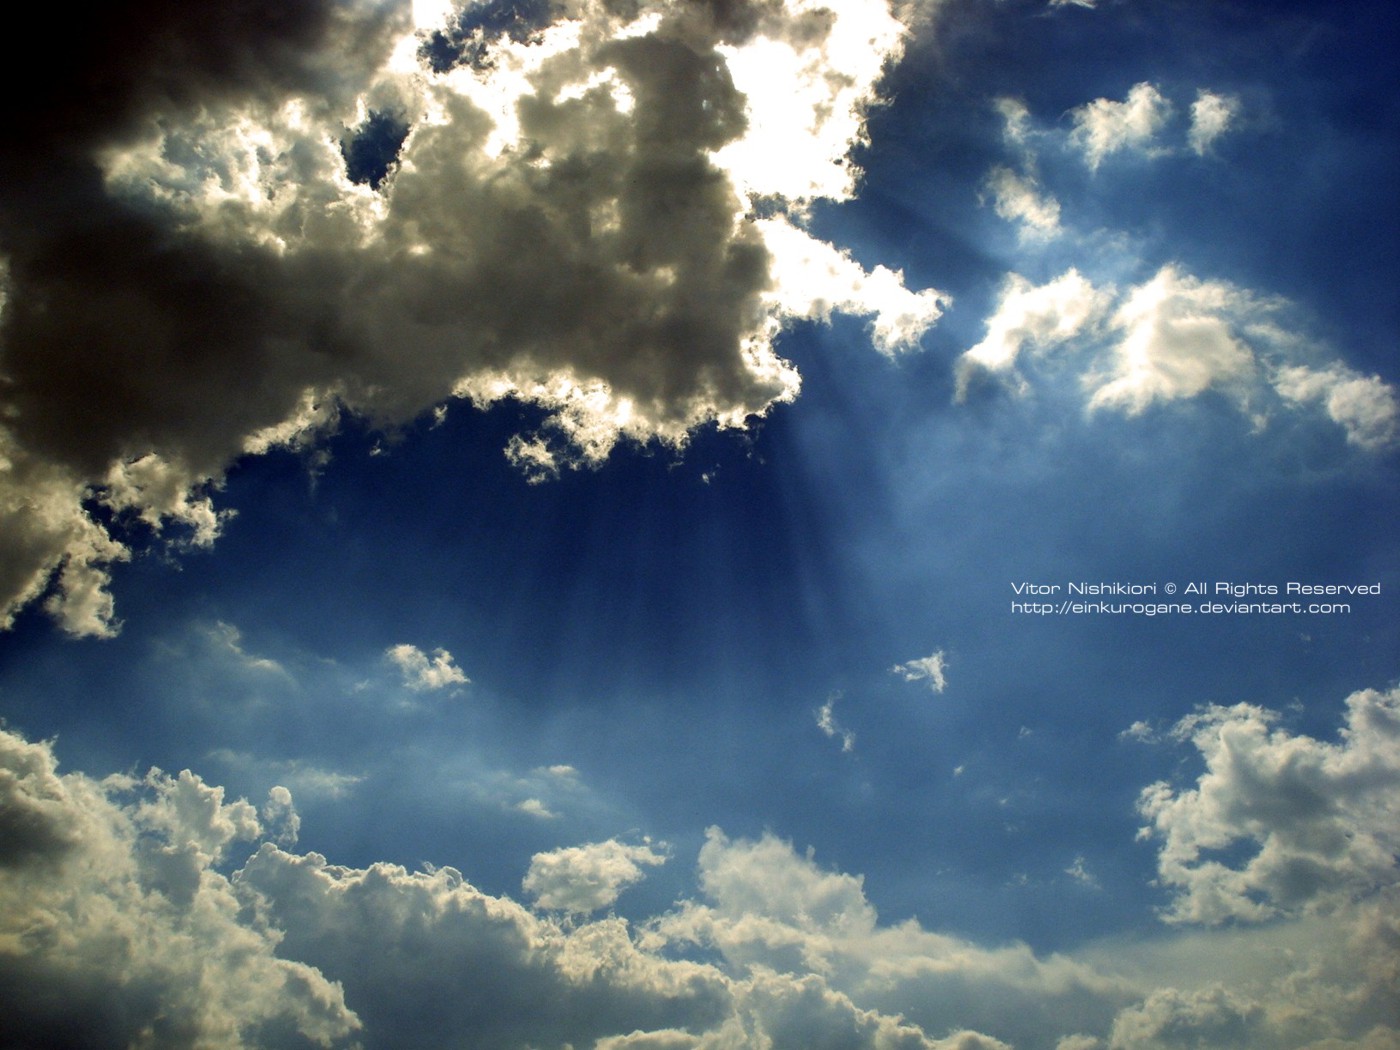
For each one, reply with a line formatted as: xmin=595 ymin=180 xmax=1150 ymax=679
xmin=0 ymin=0 xmax=932 ymax=635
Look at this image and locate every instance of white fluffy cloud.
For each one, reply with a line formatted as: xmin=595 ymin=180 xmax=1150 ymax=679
xmin=1187 ymin=90 xmax=1242 ymax=155
xmin=957 ymin=266 xmax=1400 ymax=449
xmin=957 ymin=271 xmax=1106 ymax=397
xmin=1069 ymin=83 xmax=1172 ymax=170
xmin=4 ymin=717 xmax=1398 ymax=1049
xmin=1087 ymin=265 xmax=1260 ymax=414
xmin=0 ymin=0 xmax=940 ymax=635
xmin=385 ymin=642 xmax=469 ymax=691
xmin=1136 ymin=686 xmax=1400 ymax=926
xmin=524 ymin=838 xmax=669 ymax=913
xmin=984 ymin=166 xmax=1062 ymax=241
xmin=1272 ymin=363 xmax=1400 ymax=450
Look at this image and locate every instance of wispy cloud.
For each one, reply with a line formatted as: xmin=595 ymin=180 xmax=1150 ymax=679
xmin=891 ymin=650 xmax=949 ymax=692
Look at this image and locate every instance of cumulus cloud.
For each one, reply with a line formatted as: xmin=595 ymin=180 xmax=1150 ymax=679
xmin=1069 ymin=83 xmax=1172 ymax=170
xmin=524 ymin=838 xmax=669 ymax=913
xmin=1087 ymin=265 xmax=1261 ymax=414
xmin=385 ymin=642 xmax=469 ymax=691
xmin=0 ymin=727 xmax=357 ymax=1047
xmin=5 ymin=722 xmax=1399 ymax=1048
xmin=1135 ymin=686 xmax=1400 ymax=925
xmin=958 ymin=266 xmax=1400 ymax=449
xmin=892 ymin=649 xmax=950 ymax=692
xmin=0 ymin=0 xmax=939 ymax=635
xmin=1188 ymin=90 xmax=1241 ymax=155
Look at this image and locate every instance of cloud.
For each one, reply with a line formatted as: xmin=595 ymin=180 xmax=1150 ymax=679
xmin=0 ymin=0 xmax=937 ymax=634
xmin=983 ymin=166 xmax=1062 ymax=241
xmin=1065 ymin=856 xmax=1100 ymax=889
xmin=758 ymin=215 xmax=948 ymax=355
xmin=385 ymin=643 xmax=469 ymax=691
xmin=1069 ymin=83 xmax=1172 ymax=170
xmin=958 ymin=266 xmax=1400 ymax=449
xmin=892 ymin=650 xmax=949 ymax=692
xmin=523 ymin=838 xmax=669 ymax=913
xmin=816 ymin=692 xmax=856 ymax=752
xmin=207 ymin=748 xmax=365 ymax=802
xmin=5 ymin=722 xmax=1398 ymax=1048
xmin=957 ymin=270 xmax=1106 ymax=396
xmin=1187 ymin=90 xmax=1241 ymax=155
xmin=1087 ymin=265 xmax=1261 ymax=414
xmin=1272 ymin=364 xmax=1399 ymax=450
xmin=516 ymin=797 xmax=559 ymax=819
xmin=262 ymin=784 xmax=302 ymax=847
xmin=0 ymin=727 xmax=358 ymax=1047
xmin=1135 ymin=686 xmax=1400 ymax=925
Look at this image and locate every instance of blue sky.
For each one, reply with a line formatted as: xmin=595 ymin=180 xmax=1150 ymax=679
xmin=0 ymin=1 xmax=1397 ymax=1047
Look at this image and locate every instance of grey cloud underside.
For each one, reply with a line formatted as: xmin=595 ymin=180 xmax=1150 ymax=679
xmin=0 ymin=0 xmax=925 ymax=634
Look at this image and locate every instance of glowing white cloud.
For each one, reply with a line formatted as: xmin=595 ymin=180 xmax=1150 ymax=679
xmin=386 ymin=643 xmax=469 ymax=691
xmin=960 ymin=264 xmax=1400 ymax=450
xmin=1070 ymin=82 xmax=1172 ymax=170
xmin=984 ymin=166 xmax=1062 ymax=240
xmin=957 ymin=270 xmax=1106 ymax=396
xmin=1188 ymin=90 xmax=1241 ymax=154
xmin=1272 ymin=363 xmax=1399 ymax=450
xmin=1088 ymin=265 xmax=1259 ymax=414
xmin=759 ymin=216 xmax=948 ymax=355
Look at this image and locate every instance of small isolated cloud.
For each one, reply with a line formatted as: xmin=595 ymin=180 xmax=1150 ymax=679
xmin=1070 ymin=82 xmax=1172 ymax=170
xmin=385 ymin=643 xmax=469 ymax=692
xmin=1049 ymin=0 xmax=1097 ymax=7
xmin=1118 ymin=720 xmax=1158 ymax=744
xmin=200 ymin=620 xmax=288 ymax=677
xmin=891 ymin=650 xmax=949 ymax=692
xmin=816 ymin=692 xmax=856 ymax=752
xmin=524 ymin=838 xmax=669 ymax=914
xmin=1065 ymin=855 xmax=1100 ymax=889
xmin=983 ymin=166 xmax=1062 ymax=241
xmin=1188 ymin=90 xmax=1242 ymax=154
xmin=1137 ymin=686 xmax=1400 ymax=925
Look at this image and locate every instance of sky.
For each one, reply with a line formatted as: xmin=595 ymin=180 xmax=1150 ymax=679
xmin=0 ymin=0 xmax=1397 ymax=1047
